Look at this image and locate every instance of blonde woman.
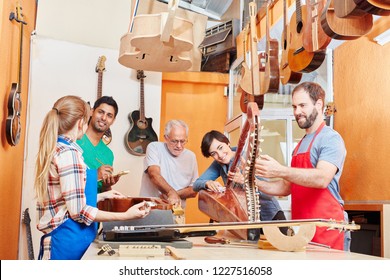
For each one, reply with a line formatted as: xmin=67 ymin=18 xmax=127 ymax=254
xmin=34 ymin=95 xmax=150 ymax=260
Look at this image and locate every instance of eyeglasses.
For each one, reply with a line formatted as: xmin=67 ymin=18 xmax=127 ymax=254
xmin=166 ymin=137 xmax=188 ymax=146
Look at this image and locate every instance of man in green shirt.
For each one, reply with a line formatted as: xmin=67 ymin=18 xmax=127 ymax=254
xmin=77 ymin=96 xmax=120 ymax=193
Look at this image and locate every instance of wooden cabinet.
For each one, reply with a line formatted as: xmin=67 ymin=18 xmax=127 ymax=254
xmin=345 ymin=203 xmax=390 ymax=258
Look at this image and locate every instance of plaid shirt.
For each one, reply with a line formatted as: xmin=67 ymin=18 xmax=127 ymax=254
xmin=36 ymin=135 xmax=98 ymax=234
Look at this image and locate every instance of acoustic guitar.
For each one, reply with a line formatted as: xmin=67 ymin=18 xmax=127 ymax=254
xmin=354 ymin=0 xmax=390 ymax=16
xmin=6 ymin=2 xmax=26 ymax=146
xmin=280 ymin=0 xmax=302 ymax=85
xmin=95 ymin=56 xmax=112 ymax=145
xmin=239 ymin=26 xmax=264 ymax=113
xmin=288 ymin=0 xmax=326 ymax=73
xmin=260 ymin=1 xmax=279 ymax=95
xmin=125 ymin=70 xmax=158 ymax=156
xmin=321 ymin=0 xmax=373 ymax=40
xmin=302 ymin=0 xmax=332 ymax=53
xmin=22 ymin=208 xmax=34 ymax=260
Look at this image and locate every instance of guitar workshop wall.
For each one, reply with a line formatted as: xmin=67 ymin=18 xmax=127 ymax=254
xmin=1 ymin=0 xmax=390 ymax=260
xmin=0 ymin=0 xmax=37 ymax=260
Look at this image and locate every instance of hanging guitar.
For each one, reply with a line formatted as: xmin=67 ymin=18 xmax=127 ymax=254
xmin=22 ymin=208 xmax=34 ymax=260
xmin=280 ymin=0 xmax=302 ymax=85
xmin=288 ymin=0 xmax=326 ymax=73
xmin=125 ymin=70 xmax=158 ymax=156
xmin=260 ymin=1 xmax=279 ymax=95
xmin=6 ymin=2 xmax=27 ymax=146
xmin=95 ymin=55 xmax=112 ymax=145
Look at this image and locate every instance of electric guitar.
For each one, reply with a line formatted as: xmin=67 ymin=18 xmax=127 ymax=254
xmin=6 ymin=2 xmax=26 ymax=146
xmin=125 ymin=70 xmax=158 ymax=156
xmin=95 ymin=56 xmax=112 ymax=145
xmin=22 ymin=208 xmax=34 ymax=260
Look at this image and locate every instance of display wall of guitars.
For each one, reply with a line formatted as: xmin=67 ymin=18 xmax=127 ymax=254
xmin=238 ymin=0 xmax=390 ymax=90
xmin=125 ymin=70 xmax=158 ymax=156
xmin=6 ymin=2 xmax=27 ymax=146
xmin=95 ymin=56 xmax=112 ymax=145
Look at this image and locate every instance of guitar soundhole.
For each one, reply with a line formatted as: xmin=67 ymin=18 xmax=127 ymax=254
xmin=297 ymin=21 xmax=303 ymax=33
xmin=137 ymin=119 xmax=148 ymax=130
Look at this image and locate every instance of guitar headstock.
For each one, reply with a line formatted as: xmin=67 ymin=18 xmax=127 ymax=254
xmin=95 ymin=56 xmax=106 ymax=73
xmin=137 ymin=70 xmax=146 ymax=80
xmin=325 ymin=102 xmax=337 ymax=117
xmin=22 ymin=208 xmax=31 ymax=225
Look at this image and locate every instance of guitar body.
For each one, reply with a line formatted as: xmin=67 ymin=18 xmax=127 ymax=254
xmin=6 ymin=83 xmax=21 ymax=146
xmin=118 ymin=12 xmax=194 ymax=72
xmin=288 ymin=4 xmax=326 ymax=73
xmin=261 ymin=39 xmax=280 ymax=94
xmin=280 ymin=4 xmax=302 ymax=85
xmin=240 ymin=89 xmax=264 ymax=113
xmin=354 ymin=0 xmax=390 ymax=16
xmin=303 ymin=0 xmax=332 ymax=53
xmin=335 ymin=0 xmax=368 ymax=17
xmin=321 ymin=0 xmax=373 ymax=40
xmin=125 ymin=110 xmax=158 ymax=156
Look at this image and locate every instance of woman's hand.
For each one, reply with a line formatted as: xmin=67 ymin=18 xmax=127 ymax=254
xmin=97 ymin=189 xmax=125 ymax=202
xmin=205 ymin=180 xmax=225 ymax=193
xmin=125 ymin=201 xmax=151 ymax=219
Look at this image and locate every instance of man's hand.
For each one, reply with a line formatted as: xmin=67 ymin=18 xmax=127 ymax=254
xmin=160 ymin=189 xmax=181 ymax=208
xmin=255 ymin=154 xmax=285 ymax=178
xmin=98 ymin=165 xmax=120 ymax=191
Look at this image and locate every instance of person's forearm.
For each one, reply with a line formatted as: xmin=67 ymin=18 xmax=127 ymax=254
xmin=150 ymin=173 xmax=176 ymax=195
xmin=177 ymin=186 xmax=197 ymax=199
xmin=255 ymin=178 xmax=291 ymax=196
xmin=280 ymin=167 xmax=330 ymax=189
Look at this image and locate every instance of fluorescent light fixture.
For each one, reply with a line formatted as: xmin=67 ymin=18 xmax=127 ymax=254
xmin=374 ymin=28 xmax=390 ymax=46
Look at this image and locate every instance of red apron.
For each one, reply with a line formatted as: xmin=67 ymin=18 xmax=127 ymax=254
xmin=291 ymin=122 xmax=344 ymax=250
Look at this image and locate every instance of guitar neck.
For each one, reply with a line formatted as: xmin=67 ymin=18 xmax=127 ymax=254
xmin=17 ymin=16 xmax=24 ymax=94
xmin=97 ymin=71 xmax=103 ymax=98
xmin=249 ymin=2 xmax=260 ymax=96
xmin=121 ymin=219 xmax=360 ymax=234
xmin=139 ymin=77 xmax=145 ymax=121
xmin=26 ymin=226 xmax=34 ymax=260
xmin=296 ymin=0 xmax=302 ymax=24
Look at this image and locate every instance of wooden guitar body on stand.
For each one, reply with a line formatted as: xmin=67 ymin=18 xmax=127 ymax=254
xmin=95 ymin=56 xmax=112 ymax=145
xmin=6 ymin=3 xmax=26 ymax=146
xmin=125 ymin=70 xmax=158 ymax=156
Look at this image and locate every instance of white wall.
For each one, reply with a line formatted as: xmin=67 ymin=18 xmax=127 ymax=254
xmin=19 ymin=35 xmax=162 ymax=259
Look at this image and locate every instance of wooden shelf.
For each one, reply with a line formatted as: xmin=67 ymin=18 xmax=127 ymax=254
xmin=344 ymin=203 xmax=390 ymax=258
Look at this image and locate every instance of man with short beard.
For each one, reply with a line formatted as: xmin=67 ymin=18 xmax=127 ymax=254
xmin=255 ymin=82 xmax=350 ymax=251
xmin=77 ymin=96 xmax=120 ymax=193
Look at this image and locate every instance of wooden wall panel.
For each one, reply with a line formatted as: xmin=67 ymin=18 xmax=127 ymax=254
xmin=334 ymin=17 xmax=390 ymax=202
xmin=0 ymin=0 xmax=36 ymax=260
xmin=161 ymin=72 xmax=229 ymax=223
